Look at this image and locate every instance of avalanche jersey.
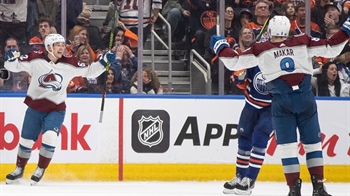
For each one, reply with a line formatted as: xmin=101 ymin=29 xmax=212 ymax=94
xmin=5 ymin=51 xmax=105 ymax=112
xmin=117 ymin=0 xmax=162 ymax=28
xmin=220 ymin=30 xmax=349 ymax=83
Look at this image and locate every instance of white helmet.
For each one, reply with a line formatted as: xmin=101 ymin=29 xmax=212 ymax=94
xmin=44 ymin=34 xmax=65 ymax=52
xmin=268 ymin=15 xmax=290 ymax=37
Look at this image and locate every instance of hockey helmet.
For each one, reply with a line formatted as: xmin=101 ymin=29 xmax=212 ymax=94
xmin=268 ymin=15 xmax=290 ymax=37
xmin=44 ymin=34 xmax=65 ymax=52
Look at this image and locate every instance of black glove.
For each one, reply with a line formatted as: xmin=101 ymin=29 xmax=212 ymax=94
xmin=0 ymin=68 xmax=10 ymax=80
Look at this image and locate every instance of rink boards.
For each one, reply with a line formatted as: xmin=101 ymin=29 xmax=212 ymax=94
xmin=0 ymin=94 xmax=349 ymax=182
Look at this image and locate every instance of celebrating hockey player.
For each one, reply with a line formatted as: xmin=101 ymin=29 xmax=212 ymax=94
xmin=4 ymin=34 xmax=116 ymax=185
xmin=210 ymin=15 xmax=350 ymax=195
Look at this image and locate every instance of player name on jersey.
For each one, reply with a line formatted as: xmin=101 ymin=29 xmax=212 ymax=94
xmin=273 ymin=49 xmax=295 ymax=59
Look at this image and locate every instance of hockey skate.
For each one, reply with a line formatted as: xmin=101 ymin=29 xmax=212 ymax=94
xmin=6 ymin=166 xmax=24 ymax=184
xmin=233 ymin=177 xmax=255 ymax=195
xmin=311 ymin=175 xmax=332 ymax=196
xmin=223 ymin=177 xmax=241 ymax=194
xmin=288 ymin=178 xmax=302 ymax=196
xmin=30 ymin=167 xmax=45 ymax=186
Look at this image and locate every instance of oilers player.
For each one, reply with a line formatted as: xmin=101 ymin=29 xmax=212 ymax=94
xmin=210 ymin=15 xmax=350 ymax=195
xmin=4 ymin=34 xmax=116 ymax=185
xmin=222 ymin=67 xmax=273 ymax=195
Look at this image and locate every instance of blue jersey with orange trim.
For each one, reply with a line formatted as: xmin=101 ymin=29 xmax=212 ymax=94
xmin=234 ymin=66 xmax=272 ymax=110
xmin=246 ymin=21 xmax=270 ymax=42
xmin=290 ymin=20 xmax=321 ymax=38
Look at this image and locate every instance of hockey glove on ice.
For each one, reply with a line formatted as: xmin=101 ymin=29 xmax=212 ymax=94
xmin=341 ymin=15 xmax=350 ymax=36
xmin=210 ymin=35 xmax=229 ymax=55
xmin=0 ymin=68 xmax=9 ymax=80
xmin=4 ymin=48 xmax=20 ymax=62
xmin=99 ymin=50 xmax=116 ymax=67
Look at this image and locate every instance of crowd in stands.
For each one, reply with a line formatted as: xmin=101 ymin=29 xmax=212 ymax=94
xmin=0 ymin=0 xmax=349 ymax=96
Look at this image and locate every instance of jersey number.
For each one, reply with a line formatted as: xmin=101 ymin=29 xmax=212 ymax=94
xmin=280 ymin=57 xmax=295 ymax=72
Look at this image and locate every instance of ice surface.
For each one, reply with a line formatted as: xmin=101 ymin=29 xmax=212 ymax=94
xmin=0 ymin=181 xmax=349 ymax=196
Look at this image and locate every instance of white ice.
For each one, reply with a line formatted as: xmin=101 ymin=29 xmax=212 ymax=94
xmin=0 ymin=181 xmax=349 ymax=196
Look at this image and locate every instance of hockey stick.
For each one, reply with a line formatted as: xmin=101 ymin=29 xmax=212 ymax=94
xmin=249 ymin=9 xmax=279 ymax=46
xmin=99 ymin=0 xmax=119 ymax=123
xmin=216 ymin=0 xmax=220 ymax=36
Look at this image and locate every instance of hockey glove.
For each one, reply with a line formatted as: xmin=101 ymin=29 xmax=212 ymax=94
xmin=341 ymin=15 xmax=350 ymax=36
xmin=210 ymin=35 xmax=229 ymax=55
xmin=0 ymin=68 xmax=10 ymax=80
xmin=99 ymin=50 xmax=116 ymax=67
xmin=4 ymin=48 xmax=20 ymax=62
xmin=231 ymin=69 xmax=247 ymax=85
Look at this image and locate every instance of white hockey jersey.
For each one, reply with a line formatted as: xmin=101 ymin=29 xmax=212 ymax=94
xmin=220 ymin=31 xmax=350 ymax=83
xmin=5 ymin=51 xmax=105 ymax=112
xmin=117 ymin=0 xmax=162 ymax=28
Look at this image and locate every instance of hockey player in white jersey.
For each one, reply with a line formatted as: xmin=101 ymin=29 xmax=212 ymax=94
xmin=4 ymin=34 xmax=116 ymax=185
xmin=209 ymin=15 xmax=350 ymax=195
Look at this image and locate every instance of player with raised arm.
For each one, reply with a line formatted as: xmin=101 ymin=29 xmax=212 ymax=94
xmin=210 ymin=15 xmax=350 ymax=195
xmin=4 ymin=34 xmax=116 ymax=185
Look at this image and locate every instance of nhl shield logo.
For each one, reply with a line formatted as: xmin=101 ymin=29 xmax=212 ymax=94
xmin=132 ymin=110 xmax=170 ymax=153
xmin=138 ymin=116 xmax=163 ymax=148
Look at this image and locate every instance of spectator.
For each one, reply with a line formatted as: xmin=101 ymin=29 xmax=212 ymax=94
xmin=98 ymin=68 xmax=123 ymax=94
xmin=66 ymin=25 xmax=97 ymax=60
xmin=76 ymin=2 xmax=92 ymax=26
xmin=188 ymin=0 xmax=217 ymax=55
xmin=67 ymin=45 xmax=94 ymax=93
xmin=130 ymin=67 xmax=163 ymax=94
xmin=0 ymin=38 xmax=29 ymax=92
xmin=117 ymin=0 xmax=162 ymax=45
xmin=237 ymin=8 xmax=253 ymax=29
xmin=27 ymin=0 xmax=59 ymax=42
xmin=100 ymin=25 xmax=138 ymax=54
xmin=323 ymin=2 xmax=347 ymax=38
xmin=76 ymin=2 xmax=102 ymax=52
xmin=344 ymin=0 xmax=350 ymax=15
xmin=56 ymin=0 xmax=83 ymax=35
xmin=0 ymin=1 xmax=28 ymax=53
xmin=314 ymin=25 xmax=341 ymax=68
xmin=311 ymin=0 xmax=331 ymax=38
xmin=280 ymin=2 xmax=296 ymax=21
xmin=29 ymin=16 xmax=57 ymax=53
xmin=290 ymin=2 xmax=322 ymax=38
xmin=203 ymin=5 xmax=240 ymax=94
xmin=312 ymin=61 xmax=350 ymax=96
xmin=112 ymin=44 xmax=145 ymax=94
xmin=246 ymin=0 xmax=271 ymax=43
xmin=161 ymin=0 xmax=190 ymax=43
xmin=334 ymin=51 xmax=350 ymax=84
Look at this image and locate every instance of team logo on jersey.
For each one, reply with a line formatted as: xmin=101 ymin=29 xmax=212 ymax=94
xmin=19 ymin=54 xmax=28 ymax=61
xmin=132 ymin=110 xmax=170 ymax=153
xmin=38 ymin=69 xmax=63 ymax=91
xmin=77 ymin=61 xmax=87 ymax=67
xmin=33 ymin=50 xmax=43 ymax=54
xmin=200 ymin=10 xmax=217 ymax=30
xmin=253 ymin=71 xmax=269 ymax=95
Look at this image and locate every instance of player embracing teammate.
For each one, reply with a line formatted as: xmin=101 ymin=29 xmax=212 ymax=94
xmin=210 ymin=13 xmax=350 ymax=196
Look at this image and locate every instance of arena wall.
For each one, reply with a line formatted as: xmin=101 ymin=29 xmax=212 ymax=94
xmin=0 ymin=94 xmax=349 ymax=182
